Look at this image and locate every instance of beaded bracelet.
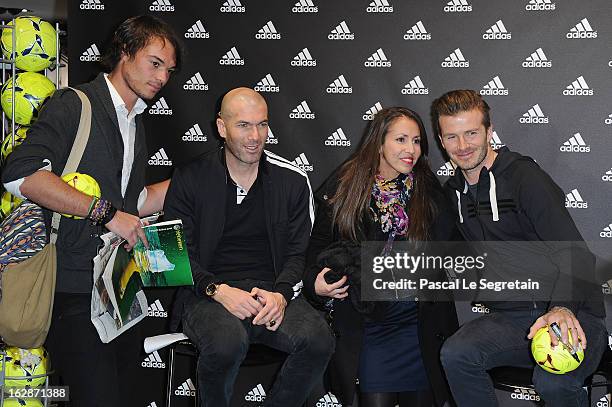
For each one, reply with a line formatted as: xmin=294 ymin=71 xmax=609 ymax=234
xmin=86 ymin=196 xmax=98 ymax=219
xmin=88 ymin=198 xmax=112 ymax=226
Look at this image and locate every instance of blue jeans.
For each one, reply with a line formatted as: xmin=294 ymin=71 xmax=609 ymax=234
xmin=182 ymin=280 xmax=335 ymax=407
xmin=440 ymin=308 xmax=606 ymax=407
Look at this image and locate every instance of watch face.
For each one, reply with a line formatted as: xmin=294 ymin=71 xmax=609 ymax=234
xmin=206 ymin=283 xmax=217 ymax=296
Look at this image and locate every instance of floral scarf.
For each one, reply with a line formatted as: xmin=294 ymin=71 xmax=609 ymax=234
xmin=369 ymin=172 xmax=414 ymax=255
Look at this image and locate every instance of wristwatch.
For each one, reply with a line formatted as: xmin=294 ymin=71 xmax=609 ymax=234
xmin=205 ymin=282 xmax=220 ymax=297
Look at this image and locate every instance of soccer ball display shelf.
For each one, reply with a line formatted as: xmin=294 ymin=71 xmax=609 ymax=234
xmin=0 ymin=13 xmax=64 ymax=221
xmin=0 ymin=345 xmax=53 ymax=407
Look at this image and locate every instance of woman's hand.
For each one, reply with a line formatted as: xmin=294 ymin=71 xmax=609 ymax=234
xmin=314 ymin=267 xmax=349 ymax=299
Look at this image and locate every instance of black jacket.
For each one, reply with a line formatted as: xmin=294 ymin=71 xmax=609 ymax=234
xmin=164 ymin=147 xmax=314 ymax=329
xmin=1 ymin=73 xmax=147 ymax=293
xmin=303 ymin=171 xmax=460 ymax=407
xmin=443 ymin=146 xmax=604 ymax=317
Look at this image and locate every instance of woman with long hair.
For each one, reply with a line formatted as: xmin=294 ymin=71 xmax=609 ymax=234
xmin=303 ymin=107 xmax=459 ymax=407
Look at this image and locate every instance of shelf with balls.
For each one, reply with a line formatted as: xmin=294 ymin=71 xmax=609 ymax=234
xmin=0 ymin=15 xmax=61 ymax=407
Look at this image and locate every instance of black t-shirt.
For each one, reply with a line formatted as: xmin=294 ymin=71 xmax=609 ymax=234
xmin=207 ymin=174 xmax=275 ymax=282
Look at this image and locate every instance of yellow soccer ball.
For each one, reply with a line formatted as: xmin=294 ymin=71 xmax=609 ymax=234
xmin=531 ymin=326 xmax=584 ymax=374
xmin=0 ymin=346 xmax=49 ymax=388
xmin=0 ymin=191 xmax=23 ymax=220
xmin=1 ymin=126 xmax=28 ymax=162
xmin=2 ymin=398 xmax=44 ymax=407
xmin=61 ymin=172 xmax=101 ymax=219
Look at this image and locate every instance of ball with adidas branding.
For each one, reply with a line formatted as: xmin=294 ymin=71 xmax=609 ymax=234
xmin=1 ymin=126 xmax=28 ymax=162
xmin=531 ymin=326 xmax=583 ymax=374
xmin=1 ymin=72 xmax=55 ymax=125
xmin=0 ymin=191 xmax=23 ymax=220
xmin=61 ymin=172 xmax=101 ymax=219
xmin=1 ymin=16 xmax=57 ymax=72
xmin=0 ymin=346 xmax=49 ymax=388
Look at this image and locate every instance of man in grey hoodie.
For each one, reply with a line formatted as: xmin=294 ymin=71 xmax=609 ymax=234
xmin=431 ymin=89 xmax=606 ymax=407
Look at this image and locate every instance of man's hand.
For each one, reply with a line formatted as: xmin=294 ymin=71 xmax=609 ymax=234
xmin=105 ymin=210 xmax=148 ymax=250
xmin=213 ymin=284 xmax=263 ymax=320
xmin=315 ymin=267 xmax=349 ymax=299
xmin=251 ymin=287 xmax=287 ymax=331
xmin=527 ymin=306 xmax=587 ymax=349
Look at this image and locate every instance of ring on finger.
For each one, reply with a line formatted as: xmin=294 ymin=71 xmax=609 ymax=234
xmin=269 ymin=320 xmax=276 ymax=327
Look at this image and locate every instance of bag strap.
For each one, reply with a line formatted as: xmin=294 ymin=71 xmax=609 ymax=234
xmin=49 ymin=87 xmax=92 ymax=244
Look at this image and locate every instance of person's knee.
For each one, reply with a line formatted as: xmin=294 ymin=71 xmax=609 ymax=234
xmin=532 ymin=371 xmax=584 ymax=402
xmin=294 ymin=319 xmax=335 ymax=362
xmin=192 ymin=325 xmax=249 ymax=370
xmin=440 ymin=333 xmax=478 ymax=370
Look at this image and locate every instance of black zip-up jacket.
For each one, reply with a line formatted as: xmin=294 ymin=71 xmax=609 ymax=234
xmin=444 ymin=146 xmax=604 ymax=317
xmin=164 ymin=147 xmax=314 ymax=328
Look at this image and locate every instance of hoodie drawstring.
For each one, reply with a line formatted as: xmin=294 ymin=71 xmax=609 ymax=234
xmin=489 ymin=172 xmax=499 ymax=222
xmin=456 ymin=190 xmax=463 ymax=223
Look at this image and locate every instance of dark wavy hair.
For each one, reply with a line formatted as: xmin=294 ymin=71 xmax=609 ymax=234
xmin=430 ymin=89 xmax=491 ymax=137
xmin=101 ymin=15 xmax=183 ymax=72
xmin=330 ymin=107 xmax=439 ymax=241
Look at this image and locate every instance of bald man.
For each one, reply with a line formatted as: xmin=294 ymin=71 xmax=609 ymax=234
xmin=164 ymin=88 xmax=334 ymax=407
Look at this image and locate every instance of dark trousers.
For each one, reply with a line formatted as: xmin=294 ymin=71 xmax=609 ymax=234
xmin=46 ymin=293 xmax=140 ymax=407
xmin=182 ymin=280 xmax=335 ymax=407
xmin=440 ymin=308 xmax=607 ymax=407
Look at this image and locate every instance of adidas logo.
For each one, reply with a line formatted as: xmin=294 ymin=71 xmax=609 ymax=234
xmin=292 ymin=153 xmax=313 ymax=172
xmin=292 ymin=0 xmax=318 ymax=13
xmin=367 ymin=0 xmax=393 ymax=13
xmin=483 ymin=20 xmax=511 ymax=40
xmin=326 ymin=128 xmax=351 ymax=147
xmin=142 ymin=351 xmax=165 ymax=369
xmin=265 ymin=127 xmax=278 ymax=144
xmin=471 ymin=303 xmax=490 ymax=313
xmin=444 ymin=0 xmax=472 ymax=13
xmin=480 ymin=75 xmax=508 ymax=96
xmin=175 ymin=378 xmax=196 ymax=397
xmin=560 ymin=133 xmax=590 ymax=153
xmin=365 ymin=48 xmax=391 ymax=68
xmin=254 ymin=74 xmax=279 ymax=93
xmin=147 ymin=299 xmax=168 ymax=317
xmin=149 ymin=148 xmax=173 ymax=166
xmin=597 ymin=395 xmax=610 ymax=407
xmin=219 ymin=46 xmax=244 ymax=65
xmin=291 ymin=47 xmax=316 ymax=67
xmin=490 ymin=131 xmax=505 ymax=149
xmin=605 ymin=114 xmax=612 ymax=125
xmin=290 ymin=100 xmax=315 ymax=119
xmin=603 ymin=282 xmax=611 ymax=295
xmin=404 ymin=20 xmax=431 ymax=40
xmin=316 ymin=392 xmax=342 ymax=407
xmin=602 ymin=223 xmax=612 ymax=239
xmin=519 ymin=104 xmax=548 ymax=124
xmin=244 ymin=383 xmax=266 ymax=402
xmin=149 ymin=97 xmax=172 ymax=115
xmin=525 ymin=0 xmax=555 ymax=11
xmin=565 ymin=188 xmax=588 ymax=209
xmin=80 ymin=43 xmax=100 ymax=62
xmin=401 ymin=75 xmax=429 ymax=95
xmin=511 ymin=388 xmax=540 ymax=402
xmin=326 ymin=74 xmax=352 ymax=94
xmin=602 ymin=168 xmax=612 ymax=182
xmin=183 ymin=72 xmax=208 ymax=91
xmin=149 ymin=0 xmax=174 ymax=12
xmin=563 ymin=75 xmax=593 ymax=96
xmin=256 ymin=21 xmax=281 ymax=40
xmin=220 ymin=0 xmax=245 ymax=12
xmin=329 ymin=21 xmax=354 ymax=40
xmin=441 ymin=48 xmax=469 ymax=68
xmin=80 ymin=0 xmax=104 ymax=10
xmin=522 ymin=47 xmax=551 ymax=68
xmin=183 ymin=124 xmax=207 ymax=142
xmin=145 ymin=402 xmax=158 ymax=407
xmin=363 ymin=102 xmax=383 ymax=121
xmin=566 ymin=18 xmax=597 ymax=39
xmin=185 ymin=20 xmax=209 ymax=39
xmin=437 ymin=161 xmax=456 ymax=176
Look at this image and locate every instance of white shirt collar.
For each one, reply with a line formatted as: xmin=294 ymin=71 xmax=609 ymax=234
xmin=103 ymin=73 xmax=147 ymax=115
